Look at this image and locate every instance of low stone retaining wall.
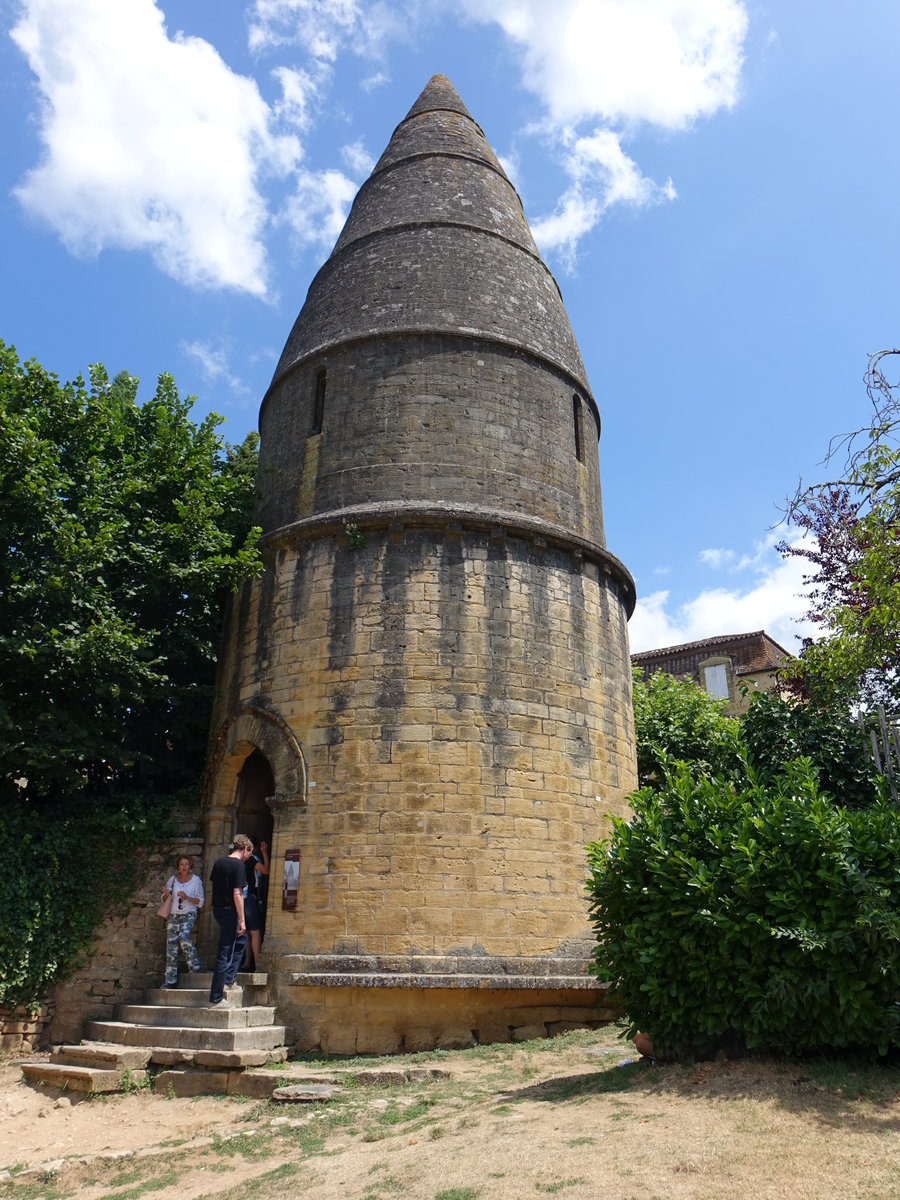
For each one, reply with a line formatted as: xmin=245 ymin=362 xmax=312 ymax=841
xmin=41 ymin=837 xmax=204 ymax=1046
xmin=269 ymin=952 xmax=622 ymax=1055
xmin=0 ymin=1003 xmax=53 ymax=1052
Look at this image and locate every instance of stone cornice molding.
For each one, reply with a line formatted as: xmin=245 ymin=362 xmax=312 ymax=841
xmin=259 ymin=501 xmax=636 ymax=618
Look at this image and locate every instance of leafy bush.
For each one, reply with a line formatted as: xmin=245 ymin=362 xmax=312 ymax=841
xmin=632 ymin=667 xmax=744 ymax=790
xmin=0 ymin=341 xmax=260 ymax=808
xmin=0 ymin=795 xmax=172 ymax=1009
xmin=587 ymin=760 xmax=900 ymax=1056
xmin=741 ymin=690 xmax=883 ymax=809
xmin=0 ymin=343 xmax=260 ymax=1008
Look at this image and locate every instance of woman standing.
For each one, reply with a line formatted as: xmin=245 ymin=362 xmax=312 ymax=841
xmin=161 ymin=855 xmax=204 ymax=987
xmin=242 ymin=839 xmax=269 ymax=971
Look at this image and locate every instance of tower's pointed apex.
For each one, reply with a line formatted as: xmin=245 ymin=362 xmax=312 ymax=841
xmin=404 ymin=74 xmax=471 ymax=121
xmin=273 ymin=71 xmax=592 ymax=401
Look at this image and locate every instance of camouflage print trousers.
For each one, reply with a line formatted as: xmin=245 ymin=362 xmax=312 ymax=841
xmin=165 ymin=910 xmax=202 ymax=983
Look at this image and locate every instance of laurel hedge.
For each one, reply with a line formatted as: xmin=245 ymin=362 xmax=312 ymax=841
xmin=587 ymin=759 xmax=900 ymax=1056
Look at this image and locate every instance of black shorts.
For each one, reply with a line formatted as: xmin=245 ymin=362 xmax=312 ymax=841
xmin=244 ymin=894 xmax=262 ymax=932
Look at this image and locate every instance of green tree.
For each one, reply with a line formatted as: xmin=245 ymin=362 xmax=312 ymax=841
xmin=780 ymin=349 xmax=900 ymax=711
xmin=631 ymin=667 xmax=743 ymax=790
xmin=0 ymin=341 xmax=260 ymax=1006
xmin=587 ymin=763 xmax=900 ymax=1057
xmin=742 ymin=690 xmax=883 ymax=809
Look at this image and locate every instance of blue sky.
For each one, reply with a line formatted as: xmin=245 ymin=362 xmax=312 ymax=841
xmin=2 ymin=0 xmax=898 ymax=654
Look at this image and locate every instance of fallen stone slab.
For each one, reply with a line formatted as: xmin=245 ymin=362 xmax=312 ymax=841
xmin=512 ymin=1024 xmax=548 ymax=1042
xmin=149 ymin=1047 xmax=196 ymax=1066
xmin=22 ymin=1062 xmax=147 ymax=1094
xmin=349 ymin=1068 xmax=408 ymax=1086
xmin=406 ymin=1067 xmax=451 ymax=1082
xmin=50 ymin=1043 xmax=152 ymax=1070
xmin=226 ymin=1068 xmax=339 ymax=1099
xmin=270 ymin=1082 xmax=343 ymax=1103
xmin=152 ymin=1068 xmax=231 ymax=1097
xmin=194 ymin=1047 xmax=288 ymax=1069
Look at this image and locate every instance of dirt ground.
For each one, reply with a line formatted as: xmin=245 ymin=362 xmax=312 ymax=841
xmin=1 ymin=1028 xmax=899 ymax=1200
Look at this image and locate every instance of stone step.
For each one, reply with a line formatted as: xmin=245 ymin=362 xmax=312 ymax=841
xmin=287 ymin=971 xmax=600 ymax=990
xmin=193 ymin=1046 xmax=289 ymax=1068
xmin=143 ymin=985 xmax=253 ymax=1008
xmin=147 ymin=1045 xmax=289 ymax=1068
xmin=21 ymin=1062 xmax=147 ymax=1094
xmin=151 ymin=1065 xmax=328 ymax=1099
xmin=184 ymin=971 xmax=268 ymax=987
xmin=85 ymin=1020 xmax=288 ymax=1052
xmin=115 ymin=1004 xmax=276 ymax=1029
xmin=50 ymin=1042 xmax=152 ymax=1070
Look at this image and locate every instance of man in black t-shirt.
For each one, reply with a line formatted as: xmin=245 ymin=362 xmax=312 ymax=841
xmin=209 ymin=834 xmax=253 ymax=1005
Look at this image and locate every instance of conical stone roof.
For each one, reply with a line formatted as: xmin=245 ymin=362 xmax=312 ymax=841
xmin=269 ymin=75 xmax=591 ymax=399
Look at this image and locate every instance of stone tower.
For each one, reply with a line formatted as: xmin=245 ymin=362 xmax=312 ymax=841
xmin=204 ymin=75 xmax=637 ymax=1053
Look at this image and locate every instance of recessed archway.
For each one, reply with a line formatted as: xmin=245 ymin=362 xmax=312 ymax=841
xmin=204 ymin=704 xmax=308 ymax=819
xmin=200 ymin=705 xmax=308 ymax=957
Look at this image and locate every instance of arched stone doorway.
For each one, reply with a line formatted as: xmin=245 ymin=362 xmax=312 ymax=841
xmin=235 ymin=749 xmax=275 ymax=848
xmin=200 ymin=705 xmax=307 ymax=963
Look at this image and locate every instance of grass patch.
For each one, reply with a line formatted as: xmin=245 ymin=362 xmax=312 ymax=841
xmin=209 ymin=1131 xmax=272 ymax=1160
xmin=362 ymin=1175 xmax=405 ymax=1198
xmin=208 ymin=1161 xmax=302 ymax=1200
xmin=100 ymin=1169 xmax=179 ymax=1200
xmin=803 ymin=1057 xmax=900 ymax=1101
xmin=106 ymin=1167 xmax=142 ymax=1187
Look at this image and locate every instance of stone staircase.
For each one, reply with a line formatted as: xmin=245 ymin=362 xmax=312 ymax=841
xmin=21 ymin=972 xmax=290 ymax=1096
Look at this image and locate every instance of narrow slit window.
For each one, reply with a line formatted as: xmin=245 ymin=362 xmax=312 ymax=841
xmin=312 ymin=369 xmax=326 ymax=434
xmin=573 ymin=393 xmax=583 ymax=462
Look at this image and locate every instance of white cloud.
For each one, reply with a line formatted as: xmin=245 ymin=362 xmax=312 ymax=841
xmin=272 ymin=65 xmax=319 ymax=132
xmin=340 ymin=139 xmax=376 ymax=178
xmin=460 ymin=0 xmax=748 ymax=263
xmin=531 ymin=128 xmax=677 ymax=262
xmin=361 ymin=71 xmax=391 ymax=92
xmin=462 ymin=0 xmax=748 ymax=127
xmin=10 ymin=0 xmax=751 ymax=289
xmin=531 ymin=189 xmax=601 ymax=266
xmin=249 ymin=0 xmax=358 ymax=57
xmin=248 ymin=0 xmax=404 ymax=60
xmin=629 ymin=532 xmax=818 ymax=655
xmin=181 ymin=340 xmax=249 ymax=395
xmin=699 ymin=547 xmax=736 ymax=568
xmin=11 ymin=0 xmax=301 ymax=296
xmin=571 ymin=129 xmax=674 ymax=205
xmin=282 ymin=168 xmax=358 ymax=252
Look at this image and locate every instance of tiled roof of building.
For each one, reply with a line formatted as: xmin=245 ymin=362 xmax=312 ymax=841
xmin=631 ymin=630 xmax=792 ymax=675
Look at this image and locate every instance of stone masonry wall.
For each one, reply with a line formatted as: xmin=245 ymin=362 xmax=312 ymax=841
xmin=210 ymin=526 xmax=635 ymax=980
xmin=44 ymin=837 xmax=204 ymax=1045
xmin=258 ymin=339 xmax=604 ymax=546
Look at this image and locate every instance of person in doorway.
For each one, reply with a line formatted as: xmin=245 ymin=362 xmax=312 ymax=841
xmin=208 ymin=834 xmax=253 ymax=1005
xmin=242 ymin=839 xmax=270 ymax=972
xmin=161 ymin=855 xmax=203 ymax=987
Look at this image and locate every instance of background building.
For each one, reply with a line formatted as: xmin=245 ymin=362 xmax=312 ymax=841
xmin=632 ymin=630 xmax=792 ymax=715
